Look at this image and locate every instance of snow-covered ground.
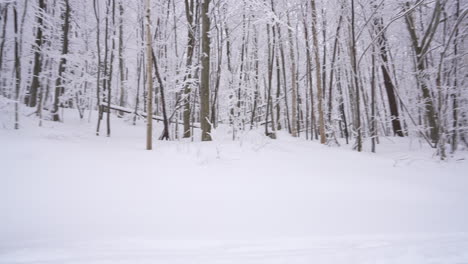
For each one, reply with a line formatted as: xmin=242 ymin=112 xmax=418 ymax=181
xmin=1 ymin=106 xmax=468 ymax=264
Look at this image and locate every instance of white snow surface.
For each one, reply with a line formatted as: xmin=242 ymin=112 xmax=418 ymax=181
xmin=1 ymin=107 xmax=468 ymax=263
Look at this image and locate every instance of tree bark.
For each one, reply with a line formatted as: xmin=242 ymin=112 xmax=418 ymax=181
xmin=404 ymin=0 xmax=442 ymax=144
xmin=28 ymin=0 xmax=45 ymax=108
xmin=183 ymin=0 xmax=196 ymax=138
xmin=13 ymin=4 xmax=20 ymax=129
xmin=52 ymin=0 xmax=70 ymax=122
xmin=199 ymin=0 xmax=212 ymax=141
xmin=350 ymin=0 xmax=362 ymax=151
xmin=310 ymin=0 xmax=326 ymax=144
xmin=118 ymin=1 xmax=125 ymax=116
xmin=151 ymin=51 xmax=170 ymax=140
xmin=287 ymin=12 xmax=297 ymax=137
xmin=145 ymin=0 xmax=153 ymax=150
xmin=372 ymin=5 xmax=404 ymax=137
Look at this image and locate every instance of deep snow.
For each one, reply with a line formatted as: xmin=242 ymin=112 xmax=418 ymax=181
xmin=1 ymin=105 xmax=468 ymax=263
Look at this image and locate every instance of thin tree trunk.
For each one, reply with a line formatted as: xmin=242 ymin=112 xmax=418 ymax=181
xmin=151 ymin=51 xmax=170 ymax=140
xmin=337 ymin=65 xmax=349 ymax=144
xmin=211 ymin=18 xmax=223 ymax=128
xmin=371 ymin=45 xmax=376 ymax=153
xmin=13 ymin=4 xmax=20 ymax=129
xmin=0 ymin=5 xmax=8 ymax=95
xmin=277 ymin=25 xmax=291 ymax=134
xmin=287 ymin=12 xmax=297 ymax=137
xmin=265 ymin=23 xmax=276 ymax=139
xmin=301 ymin=4 xmax=316 ymax=140
xmin=183 ymin=0 xmax=196 ymax=138
xmin=451 ymin=0 xmax=460 ymax=153
xmin=93 ymin=0 xmax=101 ymax=130
xmin=145 ymin=0 xmax=153 ymax=150
xmin=350 ymin=0 xmax=362 ymax=151
xmin=250 ymin=26 xmax=259 ymax=129
xmin=118 ymin=1 xmax=125 ymax=116
xmin=327 ymin=6 xmax=343 ymax=123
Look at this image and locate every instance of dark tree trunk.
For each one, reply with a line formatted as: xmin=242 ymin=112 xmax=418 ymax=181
xmin=151 ymin=51 xmax=170 ymax=140
xmin=28 ymin=0 xmax=45 ymax=108
xmin=372 ymin=10 xmax=404 ymax=137
xmin=183 ymin=0 xmax=196 ymax=138
xmin=52 ymin=0 xmax=70 ymax=122
xmin=0 ymin=5 xmax=9 ymax=97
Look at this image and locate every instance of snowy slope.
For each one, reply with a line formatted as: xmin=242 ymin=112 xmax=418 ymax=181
xmin=1 ymin=108 xmax=468 ymax=263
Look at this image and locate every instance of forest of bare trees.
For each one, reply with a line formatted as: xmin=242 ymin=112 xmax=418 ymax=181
xmin=0 ymin=0 xmax=466 ymax=158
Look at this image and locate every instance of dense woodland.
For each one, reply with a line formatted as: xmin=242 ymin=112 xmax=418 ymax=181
xmin=0 ymin=0 xmax=466 ymax=158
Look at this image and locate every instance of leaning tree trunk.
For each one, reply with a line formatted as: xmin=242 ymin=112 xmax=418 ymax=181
xmin=404 ymin=0 xmax=442 ymax=144
xmin=152 ymin=51 xmax=170 ymax=140
xmin=372 ymin=6 xmax=404 ymax=137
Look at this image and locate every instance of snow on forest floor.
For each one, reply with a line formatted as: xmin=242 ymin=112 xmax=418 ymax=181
xmin=1 ymin=105 xmax=468 ymax=264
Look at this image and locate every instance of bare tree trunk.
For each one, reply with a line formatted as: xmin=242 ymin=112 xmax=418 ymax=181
xmin=371 ymin=45 xmax=376 ymax=153
xmin=276 ymin=25 xmax=291 ymax=134
xmin=404 ymin=0 xmax=442 ymax=144
xmin=265 ymin=23 xmax=276 ymax=139
xmin=302 ymin=5 xmax=316 ymax=140
xmin=372 ymin=4 xmax=404 ymax=137
xmin=13 ymin=4 xmax=20 ymax=129
xmin=145 ymin=0 xmax=153 ymax=150
xmin=200 ymin=0 xmax=212 ymax=141
xmin=310 ymin=0 xmax=326 ymax=144
xmin=151 ymin=51 xmax=170 ymax=140
xmin=451 ymin=0 xmax=460 ymax=153
xmin=52 ymin=0 xmax=70 ymax=122
xmin=211 ymin=14 xmax=223 ymax=128
xmin=250 ymin=26 xmax=259 ymax=129
xmin=183 ymin=0 xmax=196 ymax=138
xmin=327 ymin=5 xmax=343 ymax=123
xmin=337 ymin=65 xmax=349 ymax=144
xmin=28 ymin=0 xmax=45 ymax=108
xmin=93 ymin=0 xmax=102 ymax=135
xmin=106 ymin=0 xmax=116 ymax=137
xmin=118 ymin=1 xmax=125 ymax=116
xmin=0 ymin=5 xmax=8 ymax=96
xmin=350 ymin=0 xmax=362 ymax=151
xmin=287 ymin=12 xmax=297 ymax=137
